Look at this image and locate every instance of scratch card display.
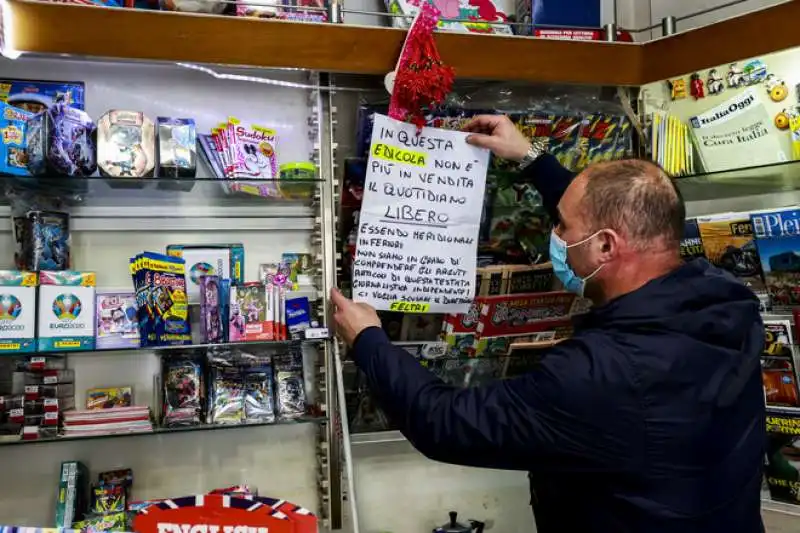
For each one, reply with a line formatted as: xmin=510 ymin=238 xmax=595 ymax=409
xmin=0 ymin=101 xmax=34 ymax=176
xmin=25 ymin=103 xmax=97 ymax=177
xmin=97 ymin=110 xmax=155 ymax=178
xmin=95 ymin=291 xmax=139 ymax=349
xmin=130 ymin=252 xmax=191 ymax=347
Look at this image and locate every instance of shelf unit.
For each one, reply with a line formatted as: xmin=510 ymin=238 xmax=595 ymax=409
xmin=0 ymin=1 xmax=799 ymax=531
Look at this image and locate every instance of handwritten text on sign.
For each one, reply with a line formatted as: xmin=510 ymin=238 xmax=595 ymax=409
xmin=352 ymin=114 xmax=489 ymax=314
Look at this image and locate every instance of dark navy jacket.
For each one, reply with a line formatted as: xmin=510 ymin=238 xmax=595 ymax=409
xmin=352 ymin=154 xmax=766 ymax=533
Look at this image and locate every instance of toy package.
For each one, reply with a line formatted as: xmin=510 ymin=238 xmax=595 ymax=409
xmin=0 ymin=270 xmax=37 ymax=353
xmin=37 ymin=270 xmax=96 ymax=352
xmin=97 ymin=110 xmax=155 ymax=179
xmin=274 ymin=350 xmax=306 ymax=419
xmin=285 ymin=297 xmax=311 ymax=341
xmin=242 ymin=355 xmax=275 ymax=423
xmin=0 ymin=78 xmax=85 ymax=113
xmin=95 ymin=291 xmax=139 ymax=350
xmin=207 ymin=359 xmax=245 ymax=425
xmin=19 ymin=210 xmax=71 ymax=271
xmin=384 ymin=0 xmax=512 ymax=35
xmin=199 ymin=275 xmax=223 ymax=344
xmin=86 ymin=387 xmax=133 ymax=410
xmin=0 ymin=101 xmax=34 ymax=176
xmin=156 ymin=117 xmax=197 ymax=178
xmin=282 ymin=253 xmax=313 ymax=287
xmin=55 ymin=461 xmax=90 ymax=528
xmin=229 ymin=283 xmax=274 ymax=342
xmin=130 ymin=252 xmax=191 ymax=347
xmin=166 ymin=243 xmax=244 ymax=303
xmin=26 ymin=103 xmax=97 ymax=177
xmin=162 ymin=355 xmax=203 ymax=427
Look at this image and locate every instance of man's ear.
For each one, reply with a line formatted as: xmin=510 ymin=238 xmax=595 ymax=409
xmin=596 ymin=229 xmax=621 ymax=263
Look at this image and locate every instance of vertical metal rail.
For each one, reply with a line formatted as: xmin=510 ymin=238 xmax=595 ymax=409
xmin=311 ymin=70 xmax=344 ymax=530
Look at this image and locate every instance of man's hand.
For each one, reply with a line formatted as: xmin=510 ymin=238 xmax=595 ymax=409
xmin=331 ymin=288 xmax=382 ymax=347
xmin=464 ymin=114 xmax=531 ymax=162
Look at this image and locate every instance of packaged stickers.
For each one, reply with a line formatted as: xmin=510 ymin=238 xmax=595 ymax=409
xmin=0 ymin=270 xmax=37 ymax=353
xmin=37 ymin=271 xmax=96 ymax=352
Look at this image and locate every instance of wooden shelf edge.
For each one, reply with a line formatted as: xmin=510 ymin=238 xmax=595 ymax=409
xmin=4 ymin=0 xmax=642 ymax=85
xmin=641 ymin=1 xmax=800 ymax=83
xmin=7 ymin=0 xmax=800 ymax=87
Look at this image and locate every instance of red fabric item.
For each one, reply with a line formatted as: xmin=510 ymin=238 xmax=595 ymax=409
xmin=388 ymin=0 xmax=455 ymax=129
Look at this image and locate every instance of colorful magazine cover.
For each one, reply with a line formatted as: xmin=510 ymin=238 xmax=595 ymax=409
xmin=765 ymin=409 xmax=800 ymax=505
xmin=697 ymin=212 xmax=766 ymax=303
xmin=680 ymin=218 xmax=705 ymax=261
xmin=752 ymin=208 xmax=800 ymax=309
xmin=761 ymin=319 xmax=800 ymax=408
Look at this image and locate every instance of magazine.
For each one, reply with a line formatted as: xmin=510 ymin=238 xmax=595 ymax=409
xmin=697 ymin=212 xmax=766 ymax=302
xmin=752 ymin=208 xmax=800 ymax=309
xmin=688 ymin=88 xmax=787 ymax=172
xmin=762 ymin=319 xmax=800 ymax=408
xmin=680 ymin=218 xmax=705 ymax=261
xmin=765 ymin=408 xmax=800 ymax=505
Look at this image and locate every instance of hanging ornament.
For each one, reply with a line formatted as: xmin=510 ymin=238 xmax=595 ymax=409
xmin=668 ymin=78 xmax=687 ymax=100
xmin=689 ymin=73 xmax=705 ymax=100
xmin=386 ymin=0 xmax=455 ymax=130
xmin=707 ymin=69 xmax=724 ymax=95
xmin=775 ymin=109 xmax=791 ymax=130
xmin=765 ymin=74 xmax=789 ymax=102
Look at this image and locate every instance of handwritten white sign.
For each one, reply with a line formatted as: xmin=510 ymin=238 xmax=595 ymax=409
xmin=352 ymin=114 xmax=489 ymax=314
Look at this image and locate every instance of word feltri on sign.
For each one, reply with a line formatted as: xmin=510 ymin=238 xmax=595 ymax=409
xmin=389 ymin=301 xmax=430 ymax=313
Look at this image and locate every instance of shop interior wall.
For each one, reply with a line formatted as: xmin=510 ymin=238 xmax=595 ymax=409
xmin=640 ymin=43 xmax=800 ymax=217
xmin=0 ymin=58 xmax=320 ymax=526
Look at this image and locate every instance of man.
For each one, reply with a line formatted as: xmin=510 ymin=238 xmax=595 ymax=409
xmin=332 ymin=114 xmax=765 ymax=533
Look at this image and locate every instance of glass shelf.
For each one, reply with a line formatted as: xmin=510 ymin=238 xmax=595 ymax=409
xmin=0 ymin=415 xmax=326 ymax=447
xmin=0 ymin=174 xmax=320 ymax=209
xmin=0 ymin=338 xmax=328 ymax=357
xmin=675 ymin=160 xmax=800 ymax=203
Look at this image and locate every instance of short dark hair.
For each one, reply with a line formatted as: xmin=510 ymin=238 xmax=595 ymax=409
xmin=581 ymin=159 xmax=685 ymax=248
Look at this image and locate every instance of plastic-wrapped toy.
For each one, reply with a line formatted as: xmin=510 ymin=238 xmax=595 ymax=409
xmin=274 ymin=349 xmax=305 ymax=419
xmin=162 ymin=356 xmax=203 ymax=427
xmin=707 ymin=69 xmax=724 ymax=95
xmin=21 ymin=210 xmax=70 ymax=271
xmin=207 ymin=362 xmax=244 ymax=425
xmin=242 ymin=355 xmax=275 ymax=423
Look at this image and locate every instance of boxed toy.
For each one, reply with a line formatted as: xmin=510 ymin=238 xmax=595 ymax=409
xmin=0 ymin=78 xmax=86 ymax=113
xmin=130 ymin=252 xmax=191 ymax=347
xmin=96 ymin=290 xmax=139 ymax=350
xmin=166 ymin=243 xmax=244 ymax=303
xmin=0 ymin=101 xmax=34 ymax=177
xmin=229 ymin=282 xmax=273 ymax=342
xmin=0 ymin=270 xmax=37 ymax=353
xmin=37 ymin=271 xmax=96 ymax=352
xmin=55 ymin=460 xmax=89 ymax=528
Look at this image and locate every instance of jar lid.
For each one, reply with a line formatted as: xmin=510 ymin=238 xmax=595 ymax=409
xmin=279 ymin=162 xmax=316 ymax=173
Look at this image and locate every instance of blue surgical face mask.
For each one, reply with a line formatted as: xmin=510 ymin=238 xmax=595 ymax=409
xmin=549 ymin=230 xmax=605 ymax=296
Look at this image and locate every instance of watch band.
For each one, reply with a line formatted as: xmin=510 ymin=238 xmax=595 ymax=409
xmin=518 ymin=138 xmax=548 ymax=170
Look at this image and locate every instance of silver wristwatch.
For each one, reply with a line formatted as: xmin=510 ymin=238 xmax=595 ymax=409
xmin=518 ymin=138 xmax=548 ymax=170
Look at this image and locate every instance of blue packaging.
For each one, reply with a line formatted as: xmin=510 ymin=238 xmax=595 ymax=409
xmin=0 ymin=78 xmax=86 ymax=113
xmin=285 ymin=297 xmax=311 ymax=340
xmin=0 ymin=102 xmax=34 ymax=176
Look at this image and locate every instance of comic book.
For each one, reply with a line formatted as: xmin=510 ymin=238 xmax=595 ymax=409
xmin=751 ymin=208 xmax=800 ymax=310
xmin=697 ymin=212 xmax=766 ymax=303
xmin=762 ymin=319 xmax=800 ymax=408
xmin=680 ymin=219 xmax=705 ymax=261
xmin=765 ymin=408 xmax=800 ymax=505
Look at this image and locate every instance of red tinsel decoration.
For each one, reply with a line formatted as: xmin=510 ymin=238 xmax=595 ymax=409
xmin=388 ymin=0 xmax=455 ymax=130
